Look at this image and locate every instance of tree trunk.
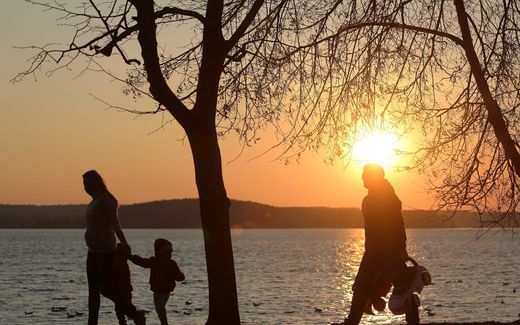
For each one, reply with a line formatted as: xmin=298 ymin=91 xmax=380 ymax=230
xmin=454 ymin=0 xmax=520 ymax=177
xmin=187 ymin=127 xmax=240 ymax=325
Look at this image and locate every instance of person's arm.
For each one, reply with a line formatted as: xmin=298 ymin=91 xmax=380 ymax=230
xmin=128 ymin=255 xmax=153 ymax=268
xmin=105 ymin=195 xmax=130 ymax=251
xmin=172 ymin=261 xmax=185 ymax=281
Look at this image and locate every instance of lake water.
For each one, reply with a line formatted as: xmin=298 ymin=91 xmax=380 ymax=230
xmin=0 ymin=229 xmax=518 ymax=325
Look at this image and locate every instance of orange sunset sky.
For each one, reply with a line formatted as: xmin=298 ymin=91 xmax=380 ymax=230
xmin=0 ymin=2 xmax=432 ymax=209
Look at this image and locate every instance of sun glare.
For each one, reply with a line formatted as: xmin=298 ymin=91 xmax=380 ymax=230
xmin=352 ymin=131 xmax=401 ymax=168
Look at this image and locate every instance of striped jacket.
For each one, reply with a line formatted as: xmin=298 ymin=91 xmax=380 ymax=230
xmin=85 ymin=192 xmax=119 ymax=252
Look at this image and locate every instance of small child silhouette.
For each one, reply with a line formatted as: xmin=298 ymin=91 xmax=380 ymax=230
xmin=129 ymin=239 xmax=185 ymax=325
xmin=113 ymin=243 xmax=133 ymax=325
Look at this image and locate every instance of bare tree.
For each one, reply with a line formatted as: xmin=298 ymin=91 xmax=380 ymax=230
xmin=15 ymin=0 xmax=376 ymax=323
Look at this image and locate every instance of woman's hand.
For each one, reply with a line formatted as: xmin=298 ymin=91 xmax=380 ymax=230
xmin=120 ymin=243 xmax=131 ymax=258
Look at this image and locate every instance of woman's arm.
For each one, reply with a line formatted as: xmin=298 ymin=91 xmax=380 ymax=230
xmin=112 ymin=219 xmax=129 ymax=246
xmin=107 ymin=196 xmax=127 ymax=245
xmin=105 ymin=195 xmax=130 ymax=251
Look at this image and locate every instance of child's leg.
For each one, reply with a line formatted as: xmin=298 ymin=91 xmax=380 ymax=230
xmin=153 ymin=293 xmax=170 ymax=325
xmin=115 ymin=304 xmax=127 ymax=325
xmin=96 ymin=254 xmax=140 ymax=322
xmin=115 ymin=291 xmax=131 ymax=325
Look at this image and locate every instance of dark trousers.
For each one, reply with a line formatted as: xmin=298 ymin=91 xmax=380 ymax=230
xmin=87 ymin=251 xmax=137 ymax=325
xmin=115 ymin=291 xmax=132 ymax=325
xmin=154 ymin=292 xmax=171 ymax=325
xmin=346 ymin=253 xmax=419 ymax=325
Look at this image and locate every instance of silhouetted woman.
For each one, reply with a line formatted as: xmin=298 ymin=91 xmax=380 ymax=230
xmin=82 ymin=170 xmax=146 ymax=325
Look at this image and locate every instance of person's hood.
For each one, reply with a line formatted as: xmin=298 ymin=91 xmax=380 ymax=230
xmin=368 ymin=179 xmax=394 ymax=195
xmin=367 ymin=179 xmax=402 ymax=209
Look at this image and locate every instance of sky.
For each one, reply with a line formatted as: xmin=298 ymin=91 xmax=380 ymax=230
xmin=0 ymin=2 xmax=433 ymax=209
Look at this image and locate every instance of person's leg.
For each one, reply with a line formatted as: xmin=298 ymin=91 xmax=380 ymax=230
xmin=96 ymin=252 xmax=143 ymax=323
xmin=115 ymin=304 xmax=127 ymax=325
xmin=154 ymin=293 xmax=170 ymax=325
xmin=87 ymin=252 xmax=101 ymax=325
xmin=345 ymin=288 xmax=370 ymax=324
xmin=102 ymin=289 xmax=139 ymax=319
xmin=115 ymin=291 xmax=132 ymax=325
xmin=405 ymin=305 xmax=420 ymax=325
xmin=115 ymin=291 xmax=131 ymax=325
xmin=345 ymin=254 xmax=380 ymax=325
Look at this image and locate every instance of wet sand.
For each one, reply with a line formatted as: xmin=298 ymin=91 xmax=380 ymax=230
xmin=421 ymin=322 xmax=520 ymax=325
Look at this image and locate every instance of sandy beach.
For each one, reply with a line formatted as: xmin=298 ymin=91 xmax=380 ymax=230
xmin=421 ymin=322 xmax=520 ymax=325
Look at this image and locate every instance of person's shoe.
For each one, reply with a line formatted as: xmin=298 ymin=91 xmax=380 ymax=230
xmin=133 ymin=310 xmax=146 ymax=325
xmin=372 ymin=296 xmax=387 ymax=312
xmin=330 ymin=318 xmax=348 ymax=325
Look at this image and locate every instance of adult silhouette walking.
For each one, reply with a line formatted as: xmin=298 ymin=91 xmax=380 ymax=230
xmin=82 ymin=170 xmax=146 ymax=325
xmin=334 ymin=164 xmax=419 ymax=325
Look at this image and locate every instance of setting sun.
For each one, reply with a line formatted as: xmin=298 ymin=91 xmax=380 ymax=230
xmin=352 ymin=131 xmax=401 ymax=168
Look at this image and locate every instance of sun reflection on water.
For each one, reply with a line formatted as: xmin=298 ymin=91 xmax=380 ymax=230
xmin=328 ymin=230 xmax=364 ymax=319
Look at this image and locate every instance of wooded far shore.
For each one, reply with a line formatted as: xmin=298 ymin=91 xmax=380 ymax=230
xmin=0 ymin=199 xmax=499 ymax=229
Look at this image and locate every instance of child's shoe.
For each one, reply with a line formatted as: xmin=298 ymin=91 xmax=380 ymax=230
xmin=133 ymin=310 xmax=146 ymax=325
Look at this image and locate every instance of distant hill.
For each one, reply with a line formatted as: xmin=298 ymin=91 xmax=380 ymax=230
xmin=0 ymin=198 xmax=482 ymax=228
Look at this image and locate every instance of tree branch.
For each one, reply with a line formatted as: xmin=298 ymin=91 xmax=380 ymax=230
xmin=155 ymin=6 xmax=205 ymax=24
xmin=282 ymin=21 xmax=465 ymax=60
xmin=128 ymin=0 xmax=190 ymax=127
xmin=225 ymin=0 xmax=265 ymax=52
xmin=454 ymin=0 xmax=520 ymax=178
xmin=97 ymin=5 xmax=204 ymax=62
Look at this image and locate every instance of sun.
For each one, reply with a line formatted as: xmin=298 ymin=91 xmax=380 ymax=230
xmin=352 ymin=131 xmax=401 ymax=168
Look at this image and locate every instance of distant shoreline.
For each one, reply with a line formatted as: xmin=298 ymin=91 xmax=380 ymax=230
xmin=0 ymin=198 xmax=506 ymax=229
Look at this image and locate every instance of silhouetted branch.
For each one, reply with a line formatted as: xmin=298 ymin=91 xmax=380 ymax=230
xmin=90 ymin=93 xmax=166 ymax=115
xmin=225 ymin=0 xmax=265 ymax=50
xmin=155 ymin=6 xmax=205 ymax=24
xmin=128 ymin=0 xmax=191 ymax=127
